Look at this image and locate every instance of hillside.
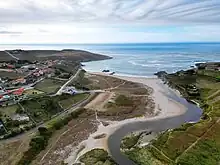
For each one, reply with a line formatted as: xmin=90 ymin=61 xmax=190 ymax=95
xmin=0 ymin=49 xmax=112 ymax=62
xmin=125 ymin=64 xmax=220 ymax=165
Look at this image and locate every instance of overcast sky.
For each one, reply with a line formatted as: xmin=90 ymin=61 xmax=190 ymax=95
xmin=1 ymin=0 xmax=220 ymax=44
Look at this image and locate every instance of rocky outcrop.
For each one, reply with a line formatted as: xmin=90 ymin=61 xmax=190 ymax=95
xmin=154 ymin=71 xmax=167 ymax=78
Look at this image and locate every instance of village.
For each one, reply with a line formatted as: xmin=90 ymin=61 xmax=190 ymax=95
xmin=0 ymin=56 xmax=86 ymax=139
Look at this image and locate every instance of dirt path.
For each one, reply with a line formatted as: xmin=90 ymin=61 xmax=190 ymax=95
xmin=207 ymin=89 xmax=220 ymax=100
xmin=151 ymin=145 xmax=174 ymax=163
xmin=85 ymin=92 xmax=115 ymax=111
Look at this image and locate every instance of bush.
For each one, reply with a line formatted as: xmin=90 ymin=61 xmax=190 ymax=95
xmin=17 ymin=108 xmax=85 ymax=165
xmin=115 ymin=95 xmax=133 ymax=106
xmin=216 ymin=76 xmax=220 ymax=82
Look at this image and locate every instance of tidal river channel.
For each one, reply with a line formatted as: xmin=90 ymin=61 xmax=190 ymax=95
xmin=108 ymin=83 xmax=203 ymax=165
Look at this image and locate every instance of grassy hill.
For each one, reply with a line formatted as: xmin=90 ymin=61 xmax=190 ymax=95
xmin=125 ymin=67 xmax=220 ymax=165
xmin=1 ymin=49 xmax=111 ymax=62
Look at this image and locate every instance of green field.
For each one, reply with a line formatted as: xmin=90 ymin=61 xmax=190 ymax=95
xmin=58 ymin=93 xmax=89 ymax=109
xmin=0 ymin=105 xmax=19 ymax=121
xmin=80 ymin=149 xmax=117 ymax=165
xmin=20 ymin=94 xmax=89 ymax=123
xmin=23 ymin=89 xmax=44 ymax=95
xmin=21 ymin=97 xmax=62 ymax=123
xmin=34 ymin=79 xmax=64 ymax=94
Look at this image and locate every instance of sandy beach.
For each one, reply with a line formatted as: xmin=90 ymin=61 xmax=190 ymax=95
xmin=65 ymin=73 xmax=187 ymax=164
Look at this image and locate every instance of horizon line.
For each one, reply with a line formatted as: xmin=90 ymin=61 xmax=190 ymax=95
xmin=1 ymin=41 xmax=220 ymax=45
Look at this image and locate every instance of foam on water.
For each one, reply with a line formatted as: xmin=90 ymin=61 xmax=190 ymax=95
xmin=1 ymin=43 xmax=220 ymax=76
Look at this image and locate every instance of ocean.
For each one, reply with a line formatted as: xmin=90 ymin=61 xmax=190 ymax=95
xmin=1 ymin=43 xmax=220 ymax=77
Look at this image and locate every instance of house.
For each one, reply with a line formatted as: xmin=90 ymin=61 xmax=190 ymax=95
xmin=12 ymin=78 xmax=26 ymax=85
xmin=12 ymin=88 xmax=24 ymax=96
xmin=63 ymin=86 xmax=77 ymax=95
xmin=12 ymin=114 xmax=30 ymax=122
xmin=6 ymin=64 xmax=15 ymax=69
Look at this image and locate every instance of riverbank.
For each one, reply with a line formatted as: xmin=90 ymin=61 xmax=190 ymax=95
xmin=65 ymin=72 xmax=188 ymax=164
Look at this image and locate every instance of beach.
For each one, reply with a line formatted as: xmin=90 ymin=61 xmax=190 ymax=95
xmin=65 ymin=73 xmax=188 ymax=164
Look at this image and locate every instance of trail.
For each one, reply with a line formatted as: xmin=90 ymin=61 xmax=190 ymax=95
xmin=175 ymin=118 xmax=220 ymax=163
xmin=55 ymin=69 xmax=82 ymax=96
xmin=4 ymin=51 xmax=19 ymax=60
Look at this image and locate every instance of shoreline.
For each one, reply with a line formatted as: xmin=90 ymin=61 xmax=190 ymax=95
xmin=65 ymin=72 xmax=188 ymax=164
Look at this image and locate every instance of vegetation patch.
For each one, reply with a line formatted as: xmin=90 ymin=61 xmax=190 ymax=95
xmin=58 ymin=93 xmax=89 ymax=109
xmin=125 ymin=147 xmax=168 ymax=165
xmin=17 ymin=108 xmax=85 ymax=165
xmin=80 ymin=149 xmax=117 ymax=165
xmin=114 ymin=95 xmax=133 ymax=106
xmin=160 ymin=131 xmax=197 ymax=160
xmin=0 ymin=105 xmax=19 ymax=121
xmin=121 ymin=133 xmax=140 ymax=150
xmin=71 ymin=70 xmax=92 ymax=90
xmin=23 ymin=89 xmax=44 ymax=97
xmin=34 ymin=78 xmax=64 ymax=94
xmin=21 ymin=96 xmax=62 ymax=123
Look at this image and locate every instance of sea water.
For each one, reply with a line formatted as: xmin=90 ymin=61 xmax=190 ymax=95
xmin=1 ymin=42 xmax=220 ymax=77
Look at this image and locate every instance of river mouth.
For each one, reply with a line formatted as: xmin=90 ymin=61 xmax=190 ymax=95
xmin=107 ymin=82 xmax=202 ymax=165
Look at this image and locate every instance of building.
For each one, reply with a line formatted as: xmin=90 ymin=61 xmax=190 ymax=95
xmin=12 ymin=88 xmax=24 ymax=96
xmin=62 ymin=86 xmax=77 ymax=95
xmin=12 ymin=78 xmax=26 ymax=85
xmin=12 ymin=114 xmax=30 ymax=122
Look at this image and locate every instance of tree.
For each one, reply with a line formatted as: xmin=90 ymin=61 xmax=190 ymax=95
xmin=216 ymin=76 xmax=220 ymax=82
xmin=16 ymin=106 xmax=24 ymax=114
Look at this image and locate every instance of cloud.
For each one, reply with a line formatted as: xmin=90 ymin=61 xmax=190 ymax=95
xmin=0 ymin=0 xmax=220 ymax=24
xmin=0 ymin=31 xmax=22 ymax=34
xmin=1 ymin=0 xmax=220 ymax=44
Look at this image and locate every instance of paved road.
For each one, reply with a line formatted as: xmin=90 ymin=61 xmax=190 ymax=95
xmin=55 ymin=69 xmax=82 ymax=95
xmin=1 ymin=92 xmax=97 ymax=143
xmin=4 ymin=51 xmax=19 ymax=60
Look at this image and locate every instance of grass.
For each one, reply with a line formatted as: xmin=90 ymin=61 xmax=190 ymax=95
xmin=23 ymin=89 xmax=44 ymax=96
xmin=21 ymin=97 xmax=62 ymax=123
xmin=71 ymin=70 xmax=92 ymax=90
xmin=121 ymin=134 xmax=140 ymax=150
xmin=125 ymin=147 xmax=168 ymax=165
xmin=58 ymin=93 xmax=89 ymax=109
xmin=197 ymin=70 xmax=220 ymax=78
xmin=115 ymin=95 xmax=133 ymax=107
xmin=80 ymin=149 xmax=117 ymax=165
xmin=0 ymin=105 xmax=19 ymax=121
xmin=124 ymin=69 xmax=220 ymax=165
xmin=20 ymin=93 xmax=89 ymax=123
xmin=177 ymin=121 xmax=220 ymax=165
xmin=34 ymin=78 xmax=64 ymax=94
xmin=160 ymin=131 xmax=197 ymax=160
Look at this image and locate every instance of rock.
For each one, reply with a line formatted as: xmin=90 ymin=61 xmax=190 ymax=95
xmin=154 ymin=71 xmax=167 ymax=78
xmin=109 ymin=72 xmax=115 ymax=75
xmin=102 ymin=69 xmax=110 ymax=72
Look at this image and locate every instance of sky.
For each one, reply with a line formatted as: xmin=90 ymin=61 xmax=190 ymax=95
xmin=0 ymin=0 xmax=220 ymax=44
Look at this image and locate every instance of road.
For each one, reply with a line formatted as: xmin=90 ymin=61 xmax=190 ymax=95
xmin=4 ymin=51 xmax=19 ymax=60
xmin=55 ymin=69 xmax=82 ymax=95
xmin=1 ymin=92 xmax=97 ymax=143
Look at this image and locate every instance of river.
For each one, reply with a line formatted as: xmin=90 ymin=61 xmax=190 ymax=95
xmin=107 ymin=82 xmax=202 ymax=165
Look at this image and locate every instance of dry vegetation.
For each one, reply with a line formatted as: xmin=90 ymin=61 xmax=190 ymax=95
xmin=32 ymin=114 xmax=98 ymax=165
xmin=0 ymin=136 xmax=32 ymax=165
xmin=83 ymin=73 xmax=155 ymax=121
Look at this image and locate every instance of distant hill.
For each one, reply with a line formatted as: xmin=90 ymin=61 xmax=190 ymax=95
xmin=0 ymin=49 xmax=112 ymax=62
xmin=0 ymin=51 xmax=15 ymax=61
